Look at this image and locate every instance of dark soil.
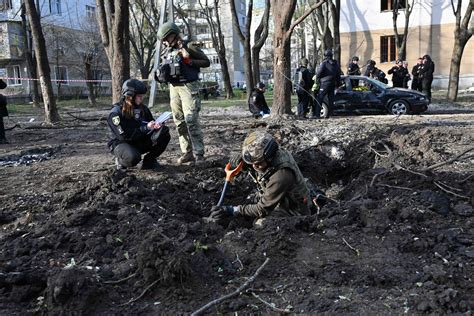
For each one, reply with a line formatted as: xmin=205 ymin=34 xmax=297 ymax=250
xmin=0 ymin=106 xmax=473 ymax=315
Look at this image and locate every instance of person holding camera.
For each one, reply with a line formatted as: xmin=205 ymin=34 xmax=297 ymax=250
xmin=107 ymin=79 xmax=170 ymax=170
xmin=156 ymin=22 xmax=210 ymax=165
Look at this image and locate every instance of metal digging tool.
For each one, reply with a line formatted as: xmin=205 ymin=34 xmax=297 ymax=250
xmin=216 ymin=161 xmax=244 ymax=206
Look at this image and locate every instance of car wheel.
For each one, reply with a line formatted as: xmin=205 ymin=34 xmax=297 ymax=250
xmin=389 ymin=100 xmax=410 ymax=115
xmin=320 ymin=103 xmax=330 ymax=118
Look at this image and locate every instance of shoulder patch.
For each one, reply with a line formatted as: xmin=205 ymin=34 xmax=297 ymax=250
xmin=112 ymin=115 xmax=120 ymax=126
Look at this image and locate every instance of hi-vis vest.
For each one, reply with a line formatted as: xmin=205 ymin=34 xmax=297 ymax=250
xmin=256 ymin=149 xmax=311 ymax=215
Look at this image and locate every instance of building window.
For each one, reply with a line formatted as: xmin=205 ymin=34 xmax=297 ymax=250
xmin=49 ymin=0 xmax=62 ymax=15
xmin=55 ymin=66 xmax=69 ymax=85
xmin=86 ymin=5 xmax=95 ymax=19
xmin=381 ymin=0 xmax=406 ymax=11
xmin=211 ymin=56 xmax=219 ymax=64
xmin=7 ymin=65 xmax=21 ymax=85
xmin=380 ymin=35 xmax=403 ymax=63
xmin=0 ymin=0 xmax=12 ymax=11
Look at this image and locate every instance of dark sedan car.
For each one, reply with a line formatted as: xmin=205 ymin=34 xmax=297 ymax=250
xmin=318 ymin=75 xmax=429 ymax=118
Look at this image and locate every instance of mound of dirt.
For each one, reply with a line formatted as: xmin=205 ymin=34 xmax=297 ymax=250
xmin=0 ymin=109 xmax=473 ymax=314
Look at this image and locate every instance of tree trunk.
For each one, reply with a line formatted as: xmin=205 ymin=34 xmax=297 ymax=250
xmin=330 ymin=0 xmax=341 ymax=64
xmin=219 ymin=56 xmax=234 ymax=99
xmin=447 ymin=0 xmax=473 ymax=102
xmin=271 ymin=0 xmax=326 ymax=116
xmin=23 ymin=0 xmax=60 ymax=123
xmin=251 ymin=0 xmax=271 ymax=84
xmin=84 ymin=53 xmax=97 ymax=106
xmin=96 ymin=0 xmax=130 ymax=103
xmin=20 ymin=4 xmax=40 ymax=107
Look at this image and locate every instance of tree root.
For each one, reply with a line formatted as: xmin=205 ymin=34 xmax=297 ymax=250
xmin=191 ymin=258 xmax=270 ymax=316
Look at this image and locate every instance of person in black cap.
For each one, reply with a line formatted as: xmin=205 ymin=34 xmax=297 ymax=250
xmin=419 ymin=54 xmax=435 ymax=102
xmin=388 ymin=60 xmax=408 ymax=88
xmin=107 ymin=79 xmax=171 ymax=170
xmin=347 ymin=56 xmax=361 ymax=87
xmin=248 ymin=82 xmax=270 ymax=118
xmin=315 ymin=49 xmax=342 ymax=118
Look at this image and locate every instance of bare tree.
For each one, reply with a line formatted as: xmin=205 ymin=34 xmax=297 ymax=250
xmin=392 ymin=0 xmax=415 ymax=61
xmin=314 ymin=2 xmax=333 ymax=61
xmin=96 ymin=0 xmax=130 ymax=103
xmin=230 ymin=0 xmax=254 ymax=96
xmin=200 ymin=0 xmax=234 ymax=99
xmin=20 ymin=3 xmax=40 ymax=107
xmin=174 ymin=4 xmax=193 ymax=39
xmin=252 ymin=0 xmax=271 ymax=85
xmin=329 ymin=0 xmax=340 ymax=63
xmin=271 ymin=0 xmax=327 ymax=116
xmin=448 ymin=0 xmax=474 ymax=101
xmin=129 ymin=0 xmax=160 ymax=79
xmin=23 ymin=0 xmax=60 ymax=123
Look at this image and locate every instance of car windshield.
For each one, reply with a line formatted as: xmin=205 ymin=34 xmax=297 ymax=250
xmin=366 ymin=77 xmax=389 ymax=89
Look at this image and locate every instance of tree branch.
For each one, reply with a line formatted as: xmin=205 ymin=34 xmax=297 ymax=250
xmin=288 ymin=0 xmax=327 ymax=36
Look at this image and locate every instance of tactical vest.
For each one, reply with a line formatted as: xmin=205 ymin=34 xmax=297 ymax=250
xmin=168 ymin=42 xmax=200 ymax=83
xmin=255 ymin=149 xmax=311 ymax=215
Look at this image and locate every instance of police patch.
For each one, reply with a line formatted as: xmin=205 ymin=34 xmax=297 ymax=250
xmin=112 ymin=116 xmax=120 ymax=126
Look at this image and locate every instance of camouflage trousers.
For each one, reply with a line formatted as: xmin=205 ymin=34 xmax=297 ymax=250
xmin=169 ymin=82 xmax=204 ymax=156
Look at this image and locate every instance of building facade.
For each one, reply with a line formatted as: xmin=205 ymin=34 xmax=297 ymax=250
xmin=0 ymin=0 xmax=110 ymax=102
xmin=339 ymin=0 xmax=474 ymax=88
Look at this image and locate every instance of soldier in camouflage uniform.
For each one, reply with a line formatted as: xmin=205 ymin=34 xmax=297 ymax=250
xmin=156 ymin=22 xmax=210 ymax=165
xmin=208 ymin=131 xmax=318 ymax=223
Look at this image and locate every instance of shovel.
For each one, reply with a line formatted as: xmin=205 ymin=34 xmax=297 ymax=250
xmin=217 ymin=161 xmax=244 ymax=206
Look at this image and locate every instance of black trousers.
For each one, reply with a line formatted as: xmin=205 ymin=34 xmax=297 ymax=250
xmin=0 ymin=116 xmax=5 ymax=140
xmin=411 ymin=77 xmax=420 ymax=91
xmin=296 ymin=91 xmax=310 ymax=117
xmin=317 ymin=81 xmax=335 ymax=117
xmin=113 ymin=127 xmax=170 ymax=167
xmin=311 ymin=90 xmax=321 ymax=118
xmin=422 ymin=77 xmax=433 ymax=102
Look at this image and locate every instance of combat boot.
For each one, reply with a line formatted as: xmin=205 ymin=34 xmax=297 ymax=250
xmin=194 ymin=154 xmax=205 ymax=165
xmin=141 ymin=154 xmax=160 ymax=170
xmin=177 ymin=152 xmax=195 ymax=165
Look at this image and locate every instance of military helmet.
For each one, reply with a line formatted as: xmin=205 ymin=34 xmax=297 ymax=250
xmin=256 ymin=82 xmax=266 ymax=90
xmin=300 ymin=57 xmax=309 ymax=67
xmin=158 ymin=21 xmax=180 ymax=40
xmin=242 ymin=131 xmax=279 ymax=164
xmin=122 ymin=79 xmax=147 ymax=97
xmin=324 ymin=49 xmax=333 ymax=57
xmin=352 ymin=56 xmax=359 ymax=61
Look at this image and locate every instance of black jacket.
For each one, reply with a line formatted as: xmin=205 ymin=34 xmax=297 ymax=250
xmin=411 ymin=64 xmax=422 ymax=79
xmin=388 ymin=66 xmax=409 ymax=87
xmin=347 ymin=63 xmax=361 ymax=76
xmin=419 ymin=60 xmax=435 ymax=80
xmin=248 ymin=89 xmax=270 ymax=115
xmin=0 ymin=79 xmax=7 ymax=117
xmin=107 ymin=102 xmax=154 ymax=150
xmin=295 ymin=66 xmax=313 ymax=91
xmin=317 ymin=59 xmax=342 ymax=85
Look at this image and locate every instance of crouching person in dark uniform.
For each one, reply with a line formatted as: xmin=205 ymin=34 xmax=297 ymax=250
xmin=207 ymin=131 xmax=326 ymax=224
xmin=248 ymin=82 xmax=270 ymax=118
xmin=107 ymin=79 xmax=170 ymax=170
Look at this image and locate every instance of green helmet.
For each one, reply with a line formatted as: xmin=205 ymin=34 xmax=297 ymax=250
xmin=300 ymin=57 xmax=309 ymax=67
xmin=158 ymin=22 xmax=180 ymax=40
xmin=242 ymin=131 xmax=279 ymax=164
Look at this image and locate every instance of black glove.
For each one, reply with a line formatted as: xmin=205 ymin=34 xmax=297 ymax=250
xmin=229 ymin=154 xmax=243 ymax=169
xmin=207 ymin=205 xmax=234 ymax=224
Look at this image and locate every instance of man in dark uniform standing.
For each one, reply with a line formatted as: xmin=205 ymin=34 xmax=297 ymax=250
xmin=295 ymin=58 xmax=313 ymax=119
xmin=316 ymin=49 xmax=342 ymax=118
xmin=411 ymin=57 xmax=423 ymax=91
xmin=347 ymin=56 xmax=361 ymax=88
xmin=388 ymin=60 xmax=408 ymax=88
xmin=419 ymin=54 xmax=435 ymax=102
xmin=248 ymin=82 xmax=270 ymax=118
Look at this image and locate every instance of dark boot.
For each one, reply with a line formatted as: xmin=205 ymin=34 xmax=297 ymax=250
xmin=141 ymin=154 xmax=160 ymax=170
